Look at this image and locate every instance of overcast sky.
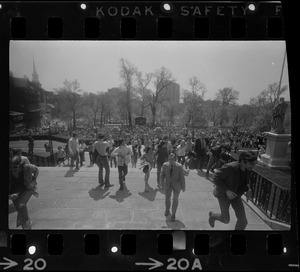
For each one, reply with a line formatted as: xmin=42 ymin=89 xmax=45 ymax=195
xmin=10 ymin=41 xmax=290 ymax=105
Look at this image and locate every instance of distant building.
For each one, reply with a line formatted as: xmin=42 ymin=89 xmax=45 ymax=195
xmin=107 ymin=87 xmax=122 ymax=100
xmin=160 ymin=81 xmax=180 ymax=106
xmin=10 ymin=58 xmax=53 ymax=130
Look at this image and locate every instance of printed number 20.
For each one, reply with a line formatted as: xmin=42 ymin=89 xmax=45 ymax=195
xmin=24 ymin=258 xmax=47 ymax=271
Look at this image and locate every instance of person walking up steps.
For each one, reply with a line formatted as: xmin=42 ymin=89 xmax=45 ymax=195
xmin=161 ymin=153 xmax=186 ymax=222
xmin=111 ymin=139 xmax=132 ymax=191
xmin=156 ymin=140 xmax=168 ymax=189
xmin=93 ymin=133 xmax=114 ymax=188
xmin=140 ymin=146 xmax=155 ymax=193
xmin=68 ymin=132 xmax=80 ymax=170
xmin=208 ymin=151 xmax=257 ymax=230
xmin=57 ymin=146 xmax=66 ymax=167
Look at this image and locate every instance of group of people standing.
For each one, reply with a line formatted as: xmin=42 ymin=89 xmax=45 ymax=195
xmin=9 ymin=127 xmax=258 ymax=229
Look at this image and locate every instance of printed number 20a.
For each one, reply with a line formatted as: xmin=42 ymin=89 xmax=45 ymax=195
xmin=167 ymin=258 xmax=202 ymax=270
xmin=24 ymin=258 xmax=47 ymax=271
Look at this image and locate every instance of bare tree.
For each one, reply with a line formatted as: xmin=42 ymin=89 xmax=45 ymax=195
xmin=203 ymin=99 xmax=221 ymax=127
xmin=186 ymin=76 xmax=207 ymax=132
xmin=119 ymin=58 xmax=136 ymax=127
xmin=249 ymin=92 xmax=268 ymax=116
xmin=188 ymin=76 xmax=207 ymax=99
xmin=136 ymin=71 xmax=153 ymax=116
xmin=54 ymin=79 xmax=81 ymax=130
xmin=81 ymin=92 xmax=103 ymax=127
xmin=150 ymin=67 xmax=174 ymax=127
xmin=215 ymin=87 xmax=239 ymax=106
xmin=262 ymin=82 xmax=288 ymax=107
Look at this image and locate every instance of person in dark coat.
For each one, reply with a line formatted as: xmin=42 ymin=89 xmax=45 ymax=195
xmin=155 ymin=140 xmax=169 ymax=188
xmin=9 ymin=156 xmax=39 ymax=229
xmin=206 ymin=143 xmax=223 ymax=178
xmin=28 ymin=134 xmax=34 ymax=154
xmin=194 ymin=133 xmax=208 ymax=171
xmin=161 ymin=153 xmax=186 ymax=222
xmin=208 ymin=151 xmax=257 ymax=230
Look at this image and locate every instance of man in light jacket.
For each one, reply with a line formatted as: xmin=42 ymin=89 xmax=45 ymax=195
xmin=111 ymin=138 xmax=133 ymax=191
xmin=161 ymin=153 xmax=186 ymax=222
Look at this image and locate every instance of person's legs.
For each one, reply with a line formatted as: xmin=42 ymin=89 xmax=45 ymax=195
xmin=123 ymin=165 xmax=128 ymax=181
xmin=118 ymin=166 xmax=123 ymax=188
xmin=144 ymin=171 xmax=150 ymax=191
xmin=79 ymin=152 xmax=84 ymax=166
xmin=199 ymin=154 xmax=205 ymax=171
xmin=206 ymin=156 xmax=217 ymax=176
xmin=156 ymin=161 xmax=162 ymax=186
xmin=209 ymin=195 xmax=231 ymax=228
xmin=164 ymin=187 xmax=172 ymax=216
xmin=89 ymin=152 xmax=93 ymax=165
xmin=102 ymin=157 xmax=111 ymax=186
xmin=231 ymin=197 xmax=248 ymax=230
xmin=70 ymin=154 xmax=74 ymax=167
xmin=14 ymin=190 xmax=33 ymax=228
xmin=75 ymin=151 xmax=79 ymax=169
xmin=98 ymin=161 xmax=104 ymax=185
xmin=211 ymin=159 xmax=219 ymax=172
xmin=171 ymin=189 xmax=180 ymax=220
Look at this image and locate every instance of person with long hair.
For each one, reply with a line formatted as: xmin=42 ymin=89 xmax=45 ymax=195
xmin=140 ymin=146 xmax=155 ymax=192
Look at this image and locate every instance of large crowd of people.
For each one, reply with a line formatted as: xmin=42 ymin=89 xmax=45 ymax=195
xmin=9 ymin=122 xmax=267 ymax=230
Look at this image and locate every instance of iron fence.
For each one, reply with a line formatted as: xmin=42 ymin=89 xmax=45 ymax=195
xmin=247 ymin=171 xmax=291 ymax=224
xmin=228 ymin=155 xmax=291 ymax=224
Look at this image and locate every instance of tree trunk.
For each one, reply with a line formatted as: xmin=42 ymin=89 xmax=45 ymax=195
xmin=72 ymin=110 xmax=76 ymax=131
xmin=151 ymin=104 xmax=156 ymax=127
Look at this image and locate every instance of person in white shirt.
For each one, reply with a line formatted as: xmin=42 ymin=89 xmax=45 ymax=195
xmin=93 ymin=133 xmax=114 ymax=188
xmin=176 ymin=140 xmax=186 ymax=166
xmin=111 ymin=138 xmax=133 ymax=191
xmin=68 ymin=132 xmax=80 ymax=170
xmin=15 ymin=149 xmax=30 ymax=165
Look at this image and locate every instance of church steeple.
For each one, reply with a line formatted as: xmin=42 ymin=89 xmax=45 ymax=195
xmin=32 ymin=56 xmax=40 ymax=84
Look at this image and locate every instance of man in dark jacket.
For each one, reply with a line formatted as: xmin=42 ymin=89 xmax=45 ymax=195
xmin=156 ymin=141 xmax=169 ymax=188
xmin=205 ymin=143 xmax=223 ymax=178
xmin=194 ymin=133 xmax=208 ymax=172
xmin=208 ymin=151 xmax=257 ymax=230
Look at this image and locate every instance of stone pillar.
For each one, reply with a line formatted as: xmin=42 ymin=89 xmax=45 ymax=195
xmin=259 ymin=132 xmax=291 ymax=169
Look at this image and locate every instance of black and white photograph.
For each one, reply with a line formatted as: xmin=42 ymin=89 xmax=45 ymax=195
xmin=9 ymin=40 xmax=291 ymax=231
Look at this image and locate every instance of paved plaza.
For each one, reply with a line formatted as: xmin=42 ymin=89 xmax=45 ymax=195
xmin=9 ymin=154 xmax=272 ymax=231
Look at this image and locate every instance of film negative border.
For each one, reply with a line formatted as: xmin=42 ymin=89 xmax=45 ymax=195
xmin=1 ymin=231 xmax=299 ymax=270
xmin=1 ymin=1 xmax=299 ymax=271
xmin=0 ymin=1 xmax=286 ymax=40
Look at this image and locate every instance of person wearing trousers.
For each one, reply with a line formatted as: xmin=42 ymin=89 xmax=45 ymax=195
xmin=9 ymin=156 xmax=39 ymax=229
xmin=208 ymin=151 xmax=257 ymax=230
xmin=111 ymin=139 xmax=132 ymax=191
xmin=155 ymin=140 xmax=169 ymax=188
xmin=93 ymin=133 xmax=114 ymax=188
xmin=161 ymin=153 xmax=186 ymax=222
